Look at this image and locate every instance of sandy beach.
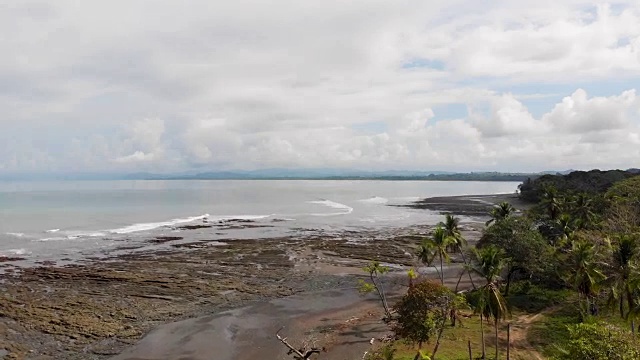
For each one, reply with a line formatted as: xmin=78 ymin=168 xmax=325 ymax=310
xmin=0 ymin=194 xmax=514 ymax=359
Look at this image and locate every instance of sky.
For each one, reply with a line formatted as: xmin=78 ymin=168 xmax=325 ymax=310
xmin=1 ymin=0 xmax=640 ymax=174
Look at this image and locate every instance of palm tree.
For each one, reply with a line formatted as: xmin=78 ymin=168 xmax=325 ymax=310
xmin=570 ymin=193 xmax=596 ymax=228
xmin=566 ymin=240 xmax=606 ymax=319
xmin=607 ymin=235 xmax=640 ymax=319
xmin=541 ymin=186 xmax=563 ymax=221
xmin=486 ymin=202 xmax=515 ymax=226
xmin=554 ymin=213 xmax=577 ymax=247
xmin=440 ymin=214 xmax=463 ymax=251
xmin=439 ymin=214 xmax=476 ymax=290
xmin=417 ymin=226 xmax=452 ymax=285
xmin=472 ymin=246 xmax=509 ymax=360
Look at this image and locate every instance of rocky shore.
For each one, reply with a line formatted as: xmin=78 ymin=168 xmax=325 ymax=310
xmin=0 ymin=195 xmax=495 ymax=359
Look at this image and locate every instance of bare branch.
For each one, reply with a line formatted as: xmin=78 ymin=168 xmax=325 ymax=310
xmin=276 ymin=327 xmax=324 ymax=359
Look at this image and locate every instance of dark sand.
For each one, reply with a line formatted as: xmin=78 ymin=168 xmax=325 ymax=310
xmin=110 ymin=267 xmax=475 ymax=360
xmin=402 ymin=193 xmax=531 ymax=216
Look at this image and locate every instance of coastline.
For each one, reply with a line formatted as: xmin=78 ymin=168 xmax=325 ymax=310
xmin=0 ymin=193 xmax=521 ymax=359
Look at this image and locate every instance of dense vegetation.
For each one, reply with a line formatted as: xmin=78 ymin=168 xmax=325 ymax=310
xmin=518 ymin=169 xmax=639 ymax=203
xmin=363 ymin=172 xmax=640 ymax=360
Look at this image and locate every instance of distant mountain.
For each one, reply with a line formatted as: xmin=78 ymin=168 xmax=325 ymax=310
xmin=4 ymin=168 xmax=635 ymax=181
xmin=140 ymin=168 xmax=457 ymax=180
xmin=126 ymin=169 xmax=543 ymax=181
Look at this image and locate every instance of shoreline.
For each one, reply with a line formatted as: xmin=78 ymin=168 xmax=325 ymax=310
xmin=0 ymin=193 xmax=523 ymax=359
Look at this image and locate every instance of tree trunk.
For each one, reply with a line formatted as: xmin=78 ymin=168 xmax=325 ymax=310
xmin=433 ymin=312 xmax=447 ymax=359
xmin=439 ymin=252 xmax=444 ymax=285
xmin=495 ymin=320 xmax=499 ymax=360
xmin=507 ymin=323 xmax=511 ymax=360
xmin=433 ymin=265 xmax=441 ymax=284
xmin=459 ymin=248 xmax=476 ymax=290
xmin=468 ymin=340 xmax=473 ymax=360
xmin=455 ymin=268 xmax=464 ymax=293
xmin=480 ymin=313 xmax=486 ymax=359
xmin=414 ymin=342 xmax=423 ymax=360
xmin=371 ymin=273 xmax=390 ymax=319
xmin=505 ymin=268 xmax=515 ymax=296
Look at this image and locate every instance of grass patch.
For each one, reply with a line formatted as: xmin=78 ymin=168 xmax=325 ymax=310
xmin=506 ymin=281 xmax=572 ymax=313
xmin=387 ymin=311 xmax=525 ymax=360
xmin=527 ymin=305 xmax=579 ymax=359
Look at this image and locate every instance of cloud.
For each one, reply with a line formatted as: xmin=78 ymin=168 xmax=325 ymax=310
xmin=1 ymin=1 xmax=640 ymax=173
xmin=542 ymin=89 xmax=639 ymax=133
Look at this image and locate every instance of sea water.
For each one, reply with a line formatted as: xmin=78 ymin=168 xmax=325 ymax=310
xmin=0 ymin=180 xmax=519 ymax=262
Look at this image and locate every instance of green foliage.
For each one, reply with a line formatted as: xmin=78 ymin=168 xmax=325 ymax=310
xmin=486 ymin=201 xmax=515 ymax=226
xmin=606 ymin=175 xmax=640 ymax=206
xmin=359 ymin=261 xmax=392 ymax=319
xmin=393 ymin=280 xmax=454 ymax=348
xmin=416 ymin=226 xmax=453 ymax=284
xmin=518 ymin=170 xmax=636 ymax=203
xmin=478 ymin=217 xmax=553 ymax=291
xmin=528 ymin=305 xmax=582 ymax=359
xmin=605 ymin=175 xmax=640 ymax=232
xmin=358 ymin=279 xmax=377 ymax=294
xmin=506 ymin=281 xmax=572 ymax=312
xmin=439 ymin=214 xmax=467 ymax=251
xmin=471 ymin=245 xmax=506 ymax=285
xmin=605 ymin=233 xmax=640 ymax=319
xmin=359 ymin=261 xmax=390 ymax=295
xmin=559 ymin=322 xmax=640 ymax=360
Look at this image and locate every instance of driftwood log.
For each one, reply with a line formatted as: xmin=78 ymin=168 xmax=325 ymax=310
xmin=276 ymin=327 xmax=325 ymax=359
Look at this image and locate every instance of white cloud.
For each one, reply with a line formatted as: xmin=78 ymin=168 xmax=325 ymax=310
xmin=1 ymin=1 xmax=640 ymax=173
xmin=471 ymin=94 xmax=543 ymax=138
xmin=542 ymin=89 xmax=639 ymax=133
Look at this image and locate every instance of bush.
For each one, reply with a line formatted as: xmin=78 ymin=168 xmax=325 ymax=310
xmin=393 ymin=280 xmax=453 ymax=346
xmin=560 ymin=322 xmax=640 ymax=360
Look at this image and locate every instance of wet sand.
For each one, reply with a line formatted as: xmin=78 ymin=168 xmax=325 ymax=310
xmin=0 ymin=193 xmax=516 ymax=359
xmin=402 ymin=193 xmax=531 ymax=216
xmin=111 ymin=266 xmax=475 ymax=360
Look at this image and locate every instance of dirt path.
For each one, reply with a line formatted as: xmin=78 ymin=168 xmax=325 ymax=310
xmin=507 ymin=306 xmax=562 ymax=360
xmin=508 ymin=312 xmax=544 ymax=360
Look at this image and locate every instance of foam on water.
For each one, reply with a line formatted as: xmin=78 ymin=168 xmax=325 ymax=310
xmin=6 ymin=248 xmax=28 ymax=255
xmin=358 ymin=196 xmax=389 ymax=204
xmin=308 ymin=199 xmax=354 ymax=216
xmin=109 ymin=214 xmax=211 ymax=234
xmin=6 ymin=232 xmax=26 ymax=238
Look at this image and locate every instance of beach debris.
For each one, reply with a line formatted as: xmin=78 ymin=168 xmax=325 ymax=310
xmin=276 ymin=327 xmax=325 ymax=359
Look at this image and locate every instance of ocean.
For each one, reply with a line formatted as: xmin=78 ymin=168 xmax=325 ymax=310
xmin=0 ymin=180 xmax=519 ymax=263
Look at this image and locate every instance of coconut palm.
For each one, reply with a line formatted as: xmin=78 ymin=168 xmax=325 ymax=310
xmin=541 ymin=186 xmax=563 ymax=221
xmin=566 ymin=240 xmax=606 ymax=319
xmin=554 ymin=213 xmax=577 ymax=247
xmin=607 ymin=234 xmax=640 ymax=319
xmin=418 ymin=226 xmax=452 ymax=285
xmin=440 ymin=214 xmax=464 ymax=251
xmin=472 ymin=245 xmax=509 ymax=360
xmin=570 ymin=193 xmax=596 ymax=228
xmin=440 ymin=214 xmax=476 ymax=290
xmin=486 ymin=202 xmax=515 ymax=226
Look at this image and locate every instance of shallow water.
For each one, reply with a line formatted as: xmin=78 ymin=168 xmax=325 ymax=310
xmin=0 ymin=180 xmax=519 ymax=262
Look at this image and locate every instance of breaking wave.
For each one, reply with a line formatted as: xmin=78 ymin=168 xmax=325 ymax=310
xmin=108 ymin=214 xmax=211 ymax=234
xmin=308 ymin=200 xmax=354 ymax=216
xmin=358 ymin=196 xmax=389 ymax=204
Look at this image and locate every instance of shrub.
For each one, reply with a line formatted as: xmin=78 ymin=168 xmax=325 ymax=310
xmin=559 ymin=322 xmax=640 ymax=360
xmin=393 ymin=280 xmax=455 ymax=358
